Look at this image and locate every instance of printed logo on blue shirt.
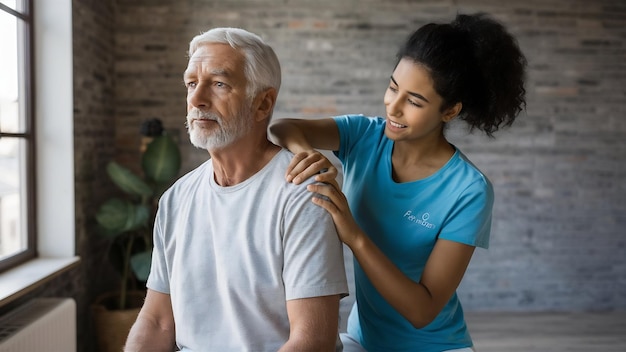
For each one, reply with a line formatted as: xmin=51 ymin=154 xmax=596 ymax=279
xmin=403 ymin=210 xmax=436 ymax=229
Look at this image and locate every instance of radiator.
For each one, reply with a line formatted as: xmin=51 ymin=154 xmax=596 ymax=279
xmin=0 ymin=298 xmax=76 ymax=352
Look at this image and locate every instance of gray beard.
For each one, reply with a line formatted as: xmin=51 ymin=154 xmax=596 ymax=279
xmin=186 ymin=105 xmax=253 ymax=151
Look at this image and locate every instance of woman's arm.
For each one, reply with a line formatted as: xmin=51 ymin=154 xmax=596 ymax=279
xmin=269 ymin=118 xmax=341 ymax=184
xmin=269 ymin=117 xmax=340 ymax=152
xmin=351 ymin=235 xmax=475 ymax=328
xmin=308 ymin=181 xmax=476 ymax=328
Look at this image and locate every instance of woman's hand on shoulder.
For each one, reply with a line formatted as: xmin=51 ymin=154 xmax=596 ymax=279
xmin=286 ymin=150 xmax=337 ymax=185
xmin=307 ymin=179 xmax=363 ymax=247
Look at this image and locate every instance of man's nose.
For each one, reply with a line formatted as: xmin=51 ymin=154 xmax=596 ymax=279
xmin=188 ymin=84 xmax=212 ymax=109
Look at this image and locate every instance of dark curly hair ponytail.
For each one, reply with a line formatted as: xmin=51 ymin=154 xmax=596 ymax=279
xmin=396 ymin=13 xmax=527 ymax=137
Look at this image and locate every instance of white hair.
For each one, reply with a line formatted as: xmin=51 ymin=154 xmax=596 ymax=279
xmin=188 ymin=27 xmax=281 ymax=99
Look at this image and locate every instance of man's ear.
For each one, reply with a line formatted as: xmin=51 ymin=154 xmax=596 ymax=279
xmin=442 ymin=102 xmax=462 ymax=123
xmin=252 ymin=87 xmax=278 ymax=122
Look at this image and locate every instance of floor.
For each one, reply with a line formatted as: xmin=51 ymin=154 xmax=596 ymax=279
xmin=339 ymin=249 xmax=626 ymax=351
xmin=466 ymin=311 xmax=626 ymax=352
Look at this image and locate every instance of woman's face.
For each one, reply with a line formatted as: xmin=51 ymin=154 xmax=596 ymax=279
xmin=383 ymin=58 xmax=458 ymax=143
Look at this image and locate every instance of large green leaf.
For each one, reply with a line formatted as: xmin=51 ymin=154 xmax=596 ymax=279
xmin=142 ymin=135 xmax=181 ymax=183
xmin=95 ymin=199 xmax=150 ymax=236
xmin=130 ymin=250 xmax=152 ymax=282
xmin=107 ymin=161 xmax=153 ymax=197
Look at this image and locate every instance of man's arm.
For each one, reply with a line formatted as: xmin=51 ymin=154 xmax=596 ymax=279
xmin=278 ymin=294 xmax=341 ymax=352
xmin=124 ymin=289 xmax=176 ymax=352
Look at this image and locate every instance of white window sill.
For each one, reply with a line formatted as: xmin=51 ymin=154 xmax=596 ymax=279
xmin=0 ymin=256 xmax=80 ymax=307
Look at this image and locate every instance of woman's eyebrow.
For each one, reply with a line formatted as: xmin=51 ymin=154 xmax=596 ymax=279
xmin=390 ymin=75 xmax=430 ymax=103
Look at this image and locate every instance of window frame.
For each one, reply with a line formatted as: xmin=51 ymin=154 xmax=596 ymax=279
xmin=0 ymin=0 xmax=37 ymax=273
xmin=0 ymin=0 xmax=77 ymax=308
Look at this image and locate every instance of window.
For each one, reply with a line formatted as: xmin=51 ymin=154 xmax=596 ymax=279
xmin=0 ymin=0 xmax=35 ymax=272
xmin=0 ymin=0 xmax=76 ymax=307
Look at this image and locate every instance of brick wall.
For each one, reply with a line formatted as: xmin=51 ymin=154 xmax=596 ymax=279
xmin=73 ymin=0 xmax=119 ymax=350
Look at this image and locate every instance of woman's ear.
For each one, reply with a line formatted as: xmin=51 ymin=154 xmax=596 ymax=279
xmin=442 ymin=102 xmax=462 ymax=122
xmin=253 ymin=88 xmax=278 ymax=122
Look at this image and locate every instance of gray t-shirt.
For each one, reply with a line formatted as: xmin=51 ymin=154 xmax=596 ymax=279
xmin=147 ymin=149 xmax=349 ymax=351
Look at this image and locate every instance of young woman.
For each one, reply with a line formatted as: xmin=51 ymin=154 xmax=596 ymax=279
xmin=269 ymin=13 xmax=527 ymax=352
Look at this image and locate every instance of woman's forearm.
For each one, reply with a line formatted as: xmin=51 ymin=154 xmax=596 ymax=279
xmin=269 ymin=119 xmax=314 ymax=153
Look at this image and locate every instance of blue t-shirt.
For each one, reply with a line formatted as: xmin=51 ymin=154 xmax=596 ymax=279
xmin=334 ymin=115 xmax=494 ymax=352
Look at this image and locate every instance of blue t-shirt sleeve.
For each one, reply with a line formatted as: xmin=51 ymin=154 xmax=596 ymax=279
xmin=333 ymin=114 xmax=382 ymax=163
xmin=439 ymin=178 xmax=494 ymax=249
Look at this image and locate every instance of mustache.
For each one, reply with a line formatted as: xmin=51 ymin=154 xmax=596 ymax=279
xmin=187 ymin=109 xmax=222 ymax=121
xmin=186 ymin=109 xmax=222 ymax=130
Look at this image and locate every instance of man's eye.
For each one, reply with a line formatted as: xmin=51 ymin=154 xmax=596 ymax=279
xmin=186 ymin=82 xmax=197 ymax=88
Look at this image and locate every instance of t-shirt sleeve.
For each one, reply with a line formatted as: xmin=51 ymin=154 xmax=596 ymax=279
xmin=438 ymin=178 xmax=494 ymax=249
xmin=146 ymin=198 xmax=171 ymax=294
xmin=281 ymin=183 xmax=349 ymax=300
xmin=333 ymin=114 xmax=381 ymax=163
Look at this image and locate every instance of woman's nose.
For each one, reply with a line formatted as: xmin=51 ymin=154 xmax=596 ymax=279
xmin=385 ymin=92 xmax=402 ymax=117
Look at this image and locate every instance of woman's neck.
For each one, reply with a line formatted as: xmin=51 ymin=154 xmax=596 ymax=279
xmin=390 ymin=137 xmax=454 ymax=183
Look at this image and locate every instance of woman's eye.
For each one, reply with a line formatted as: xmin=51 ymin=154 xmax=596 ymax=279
xmin=408 ymin=99 xmax=421 ymax=107
xmin=388 ymin=86 xmax=398 ymax=93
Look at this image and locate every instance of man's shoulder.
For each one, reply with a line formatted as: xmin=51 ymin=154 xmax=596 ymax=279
xmin=271 ymin=149 xmax=323 ymax=189
xmin=161 ymin=160 xmax=211 ymax=199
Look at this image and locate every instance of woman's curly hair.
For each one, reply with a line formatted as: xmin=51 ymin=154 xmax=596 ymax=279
xmin=396 ymin=13 xmax=527 ymax=137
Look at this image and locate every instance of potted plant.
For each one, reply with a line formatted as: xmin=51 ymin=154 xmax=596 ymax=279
xmin=92 ymin=118 xmax=181 ymax=352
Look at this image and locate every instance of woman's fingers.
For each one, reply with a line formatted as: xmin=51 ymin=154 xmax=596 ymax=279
xmin=307 ymin=182 xmax=359 ymax=245
xmin=309 ymin=184 xmax=339 ymax=213
xmin=287 ymin=151 xmax=337 ymax=184
xmin=314 ymin=167 xmax=338 ymax=184
xmin=307 ymin=182 xmax=344 ymax=211
xmin=285 ymin=152 xmax=308 ymax=180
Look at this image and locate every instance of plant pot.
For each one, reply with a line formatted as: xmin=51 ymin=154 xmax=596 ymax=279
xmin=92 ymin=290 xmax=146 ymax=352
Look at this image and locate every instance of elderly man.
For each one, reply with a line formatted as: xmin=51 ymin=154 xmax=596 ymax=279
xmin=124 ymin=27 xmax=348 ymax=352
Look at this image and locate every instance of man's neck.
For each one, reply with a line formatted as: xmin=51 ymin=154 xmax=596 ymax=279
xmin=210 ymin=140 xmax=281 ymax=186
